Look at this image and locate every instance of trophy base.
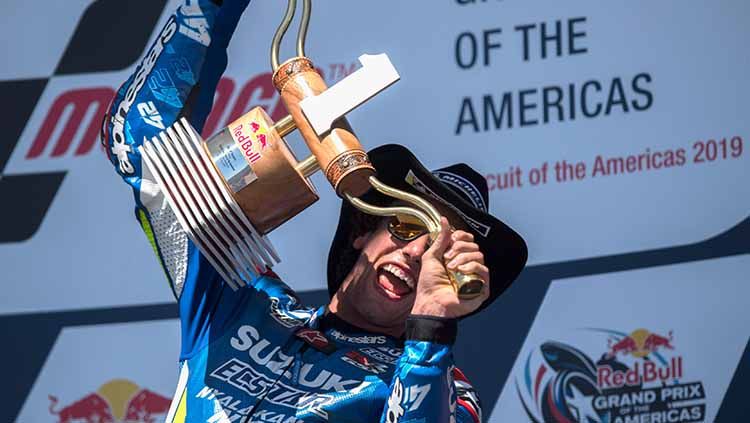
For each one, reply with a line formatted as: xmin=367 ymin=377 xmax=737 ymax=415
xmin=139 ymin=117 xmax=282 ymax=290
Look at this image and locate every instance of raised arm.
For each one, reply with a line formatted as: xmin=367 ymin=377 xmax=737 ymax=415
xmin=102 ymin=0 xmax=250 ymax=297
xmin=100 ymin=0 xmax=314 ymax=358
xmin=379 ymin=217 xmax=489 ymax=422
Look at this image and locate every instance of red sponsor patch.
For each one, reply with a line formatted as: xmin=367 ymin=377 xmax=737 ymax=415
xmin=295 ymin=328 xmax=336 ymax=354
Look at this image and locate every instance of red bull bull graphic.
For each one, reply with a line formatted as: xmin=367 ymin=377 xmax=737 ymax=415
xmin=606 ymin=329 xmax=674 ymax=359
xmin=48 ymin=393 xmax=115 ymax=423
xmin=48 ymin=379 xmax=171 ymax=423
xmin=516 ymin=328 xmax=706 ymax=423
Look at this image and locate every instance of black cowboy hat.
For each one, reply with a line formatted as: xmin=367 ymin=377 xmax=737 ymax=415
xmin=326 ymin=144 xmax=527 ymax=314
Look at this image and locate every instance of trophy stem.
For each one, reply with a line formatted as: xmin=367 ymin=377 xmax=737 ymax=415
xmin=295 ymin=155 xmax=320 ymax=178
xmin=367 ymin=176 xmax=443 ymax=227
xmin=343 ymin=192 xmax=437 ymax=234
xmin=271 ymin=0 xmax=312 ymax=71
xmin=273 ymin=115 xmax=296 ymax=137
xmin=297 ymin=0 xmax=312 ymax=58
xmin=271 ymin=0 xmax=297 ymax=70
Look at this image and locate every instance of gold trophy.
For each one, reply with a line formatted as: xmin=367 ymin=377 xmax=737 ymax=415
xmin=139 ymin=0 xmax=483 ymax=298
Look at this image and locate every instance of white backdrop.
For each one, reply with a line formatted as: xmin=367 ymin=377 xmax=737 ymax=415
xmin=1 ymin=1 xmax=748 ymax=422
xmin=1 ymin=0 xmax=748 ymax=314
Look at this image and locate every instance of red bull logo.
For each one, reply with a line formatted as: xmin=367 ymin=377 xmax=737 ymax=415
xmin=48 ymin=379 xmax=171 ymax=423
xmin=606 ymin=328 xmax=674 ymax=359
xmin=599 ymin=329 xmax=682 ymax=389
xmin=518 ymin=327 xmax=706 ymax=423
xmin=230 ymin=118 xmax=271 ymax=166
xmin=598 ymin=356 xmax=684 ymax=388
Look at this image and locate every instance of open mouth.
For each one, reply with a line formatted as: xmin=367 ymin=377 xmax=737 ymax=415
xmin=375 ymin=263 xmax=416 ymax=301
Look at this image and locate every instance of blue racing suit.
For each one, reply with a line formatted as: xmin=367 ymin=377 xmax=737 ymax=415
xmin=101 ymin=1 xmax=482 ymax=421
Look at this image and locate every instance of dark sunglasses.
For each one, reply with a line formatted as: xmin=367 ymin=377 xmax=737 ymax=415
xmin=386 ymin=217 xmax=431 ymax=242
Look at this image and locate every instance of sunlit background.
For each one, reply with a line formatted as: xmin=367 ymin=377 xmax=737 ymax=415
xmin=1 ymin=1 xmax=748 ymax=421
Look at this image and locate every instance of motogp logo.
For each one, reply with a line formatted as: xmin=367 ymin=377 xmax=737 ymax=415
xmin=0 ymin=0 xmax=171 ymax=244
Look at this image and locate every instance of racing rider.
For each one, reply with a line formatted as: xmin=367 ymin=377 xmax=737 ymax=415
xmin=100 ymin=0 xmax=527 ymax=421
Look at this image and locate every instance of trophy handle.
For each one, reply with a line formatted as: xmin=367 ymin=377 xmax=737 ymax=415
xmin=270 ymin=0 xmax=311 ymax=71
xmin=345 ymin=176 xmax=486 ymax=300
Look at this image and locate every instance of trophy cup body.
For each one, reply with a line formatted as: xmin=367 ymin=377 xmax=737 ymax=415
xmin=203 ymin=107 xmax=318 ymax=234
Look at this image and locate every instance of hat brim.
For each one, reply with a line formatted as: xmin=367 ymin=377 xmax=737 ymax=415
xmin=327 ymin=144 xmax=527 ymax=315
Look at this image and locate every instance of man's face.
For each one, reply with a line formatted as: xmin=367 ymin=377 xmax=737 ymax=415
xmin=337 ymin=219 xmax=431 ymax=329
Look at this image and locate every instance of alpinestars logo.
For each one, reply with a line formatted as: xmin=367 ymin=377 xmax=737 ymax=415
xmin=110 ymin=15 xmax=177 ymax=174
xmin=0 ymin=0 xmax=169 ymax=243
xmin=328 ymin=329 xmax=387 ymax=345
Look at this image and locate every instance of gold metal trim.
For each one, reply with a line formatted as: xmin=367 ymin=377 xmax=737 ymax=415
xmin=272 ymin=57 xmax=316 ymax=92
xmin=295 ymin=155 xmax=320 ymax=178
xmin=324 ymin=150 xmax=373 ymax=189
xmin=272 ymin=115 xmax=296 ymax=137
